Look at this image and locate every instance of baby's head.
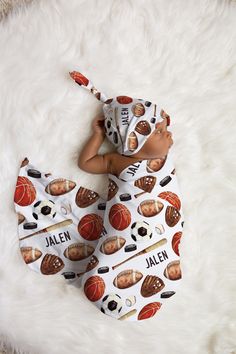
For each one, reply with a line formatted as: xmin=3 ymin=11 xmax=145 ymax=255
xmin=69 ymin=71 xmax=173 ymax=159
xmin=103 ymin=98 xmax=173 ymax=159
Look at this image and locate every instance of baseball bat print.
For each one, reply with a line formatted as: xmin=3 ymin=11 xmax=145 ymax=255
xmin=118 ymin=309 xmax=137 ymax=320
xmin=112 ymin=238 xmax=167 ymax=270
xmin=19 ymin=219 xmax=73 ymax=241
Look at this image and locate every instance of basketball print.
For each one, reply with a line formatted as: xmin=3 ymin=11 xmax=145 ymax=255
xmin=158 ymin=191 xmax=181 ymax=210
xmin=12 ymin=69 xmax=185 ymax=322
xmin=78 ymin=213 xmax=103 ymax=241
xmin=14 ymin=176 xmax=36 ymax=206
xmin=84 ymin=275 xmax=106 ymax=302
xmin=109 ymin=203 xmax=131 ymax=230
xmin=138 ymin=302 xmax=162 ymax=321
xmin=172 ymin=231 xmax=182 ymax=256
xmin=116 ymin=96 xmax=133 ymax=104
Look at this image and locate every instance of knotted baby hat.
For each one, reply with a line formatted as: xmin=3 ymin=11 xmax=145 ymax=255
xmin=69 ymin=70 xmax=170 ymax=156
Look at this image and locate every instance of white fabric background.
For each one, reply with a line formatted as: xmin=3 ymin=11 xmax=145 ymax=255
xmin=0 ymin=0 xmax=235 ymax=353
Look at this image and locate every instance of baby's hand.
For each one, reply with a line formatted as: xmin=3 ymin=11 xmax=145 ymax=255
xmin=92 ymin=114 xmax=106 ymax=135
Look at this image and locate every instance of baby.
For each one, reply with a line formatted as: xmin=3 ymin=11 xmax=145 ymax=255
xmin=70 ymin=70 xmax=184 ymax=322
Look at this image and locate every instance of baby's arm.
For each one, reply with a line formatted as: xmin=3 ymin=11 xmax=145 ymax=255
xmin=78 ymin=114 xmax=112 ymax=174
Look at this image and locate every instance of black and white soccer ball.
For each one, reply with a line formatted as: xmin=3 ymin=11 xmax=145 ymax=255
xmin=100 ymin=293 xmax=123 ymax=317
xmin=32 ymin=200 xmax=56 ymax=220
xmin=131 ymin=221 xmax=152 ymax=242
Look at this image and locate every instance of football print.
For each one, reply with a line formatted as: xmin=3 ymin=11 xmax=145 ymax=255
xmin=14 ymin=76 xmax=185 ymax=322
xmin=100 ymin=236 xmax=126 ymax=255
xmin=163 ymin=260 xmax=182 ymax=281
xmin=137 ymin=199 xmax=164 ymax=217
xmin=20 ymin=247 xmax=42 ymax=264
xmin=45 ymin=178 xmax=76 ymax=196
xmin=64 ymin=243 xmax=95 ymax=261
xmin=113 ymin=269 xmax=143 ymax=289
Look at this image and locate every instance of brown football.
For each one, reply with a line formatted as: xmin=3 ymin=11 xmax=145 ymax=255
xmin=113 ymin=269 xmax=143 ymax=289
xmin=64 ymin=243 xmax=95 ymax=261
xmin=20 ymin=247 xmax=42 ymax=264
xmin=137 ymin=199 xmax=164 ymax=217
xmin=163 ymin=260 xmax=182 ymax=281
xmin=100 ymin=236 xmax=126 ymax=255
xmin=45 ymin=178 xmax=76 ymax=196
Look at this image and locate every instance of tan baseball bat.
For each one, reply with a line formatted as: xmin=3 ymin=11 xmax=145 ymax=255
xmin=134 ymin=191 xmax=147 ymax=198
xmin=118 ymin=309 xmax=137 ymax=321
xmin=112 ymin=238 xmax=167 ymax=270
xmin=19 ymin=219 xmax=73 ymax=241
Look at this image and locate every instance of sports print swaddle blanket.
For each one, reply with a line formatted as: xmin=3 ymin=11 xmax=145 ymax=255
xmin=14 ymin=157 xmax=107 ymax=282
xmin=81 ymin=151 xmax=184 ymax=321
xmin=13 ymin=153 xmax=184 ymax=322
xmin=13 ymin=69 xmax=185 ymax=321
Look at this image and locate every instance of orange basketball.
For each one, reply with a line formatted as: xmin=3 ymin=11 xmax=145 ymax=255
xmin=138 ymin=302 xmax=162 ymax=321
xmin=158 ymin=191 xmax=181 ymax=210
xmin=109 ymin=203 xmax=131 ymax=231
xmin=14 ymin=176 xmax=36 ymax=206
xmin=84 ymin=275 xmax=105 ymax=302
xmin=116 ymin=96 xmax=133 ymax=104
xmin=78 ymin=213 xmax=103 ymax=241
xmin=172 ymin=231 xmax=182 ymax=256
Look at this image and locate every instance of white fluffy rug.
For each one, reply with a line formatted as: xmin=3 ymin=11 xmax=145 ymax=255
xmin=0 ymin=0 xmax=235 ymax=353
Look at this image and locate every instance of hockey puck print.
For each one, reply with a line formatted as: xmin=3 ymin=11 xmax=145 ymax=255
xmin=120 ymin=193 xmax=132 ymax=202
xmin=145 ymin=101 xmax=152 ymax=107
xmin=27 ymin=169 xmax=42 ymax=178
xmin=98 ymin=202 xmax=106 ymax=210
xmin=159 ymin=176 xmax=172 ymax=187
xmin=23 ymin=222 xmax=37 ymax=230
xmin=98 ymin=266 xmax=109 ymax=274
xmin=62 ymin=272 xmax=76 ymax=280
xmin=124 ymin=244 xmax=137 ymax=252
xmin=150 ymin=117 xmax=156 ymax=124
xmin=160 ymin=291 xmax=175 ymax=298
